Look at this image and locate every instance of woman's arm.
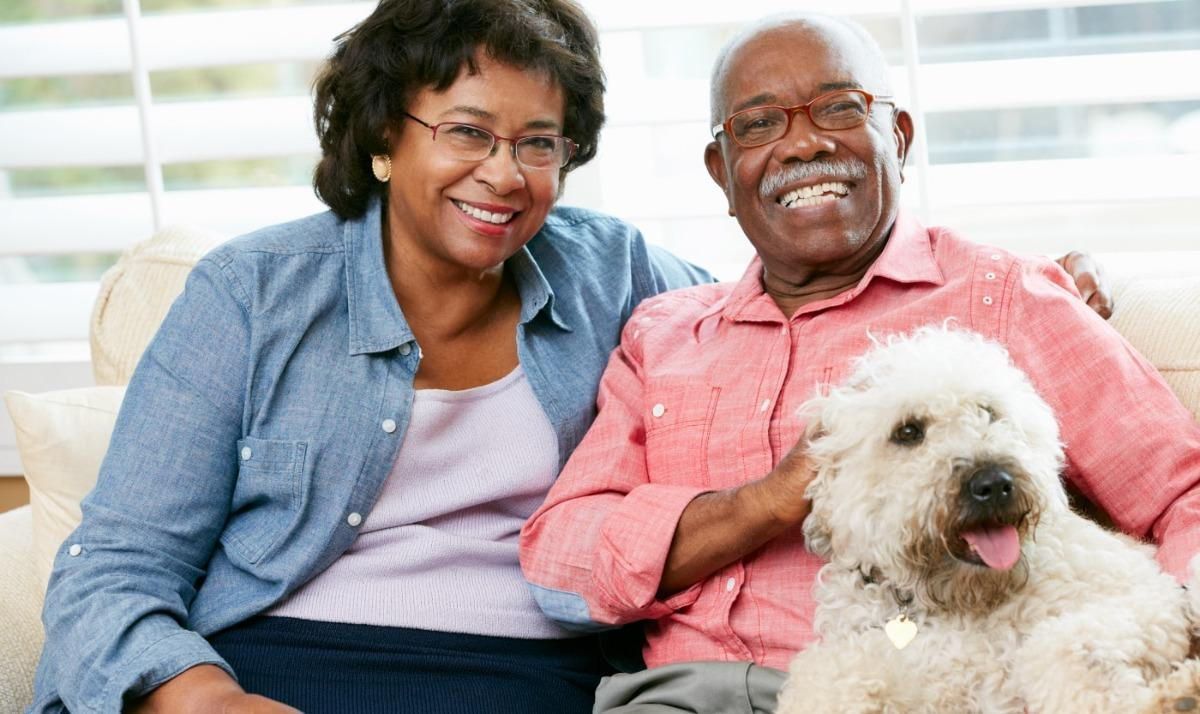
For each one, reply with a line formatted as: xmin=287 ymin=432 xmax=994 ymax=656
xmin=35 ymin=256 xmax=257 ymax=711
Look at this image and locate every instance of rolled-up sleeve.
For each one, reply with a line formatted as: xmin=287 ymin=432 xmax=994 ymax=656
xmin=33 ymin=255 xmax=250 ymax=713
xmin=520 ymin=314 xmax=706 ymax=630
xmin=1005 ymin=260 xmax=1200 ymax=581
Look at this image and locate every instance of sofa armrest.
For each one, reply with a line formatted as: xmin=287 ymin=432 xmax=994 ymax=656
xmin=0 ymin=505 xmax=44 ymax=713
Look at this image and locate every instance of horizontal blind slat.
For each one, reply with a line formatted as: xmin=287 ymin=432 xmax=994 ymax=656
xmin=0 ymin=187 xmax=325 ymax=257
xmin=3 ymin=0 xmax=1174 ymax=78
xmin=0 ymin=283 xmax=98 ymax=342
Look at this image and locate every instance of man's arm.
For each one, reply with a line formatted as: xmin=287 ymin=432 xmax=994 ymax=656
xmin=657 ymin=441 xmax=812 ymax=595
xmin=521 ymin=298 xmax=813 ymax=625
xmin=1006 ymin=258 xmax=1200 ymax=579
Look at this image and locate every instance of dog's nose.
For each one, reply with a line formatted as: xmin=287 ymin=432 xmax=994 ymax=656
xmin=967 ymin=466 xmax=1015 ymax=506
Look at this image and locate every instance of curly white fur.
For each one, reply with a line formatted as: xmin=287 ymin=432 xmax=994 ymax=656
xmin=776 ymin=326 xmax=1200 ymax=714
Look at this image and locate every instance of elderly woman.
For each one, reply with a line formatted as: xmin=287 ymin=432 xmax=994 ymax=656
xmin=30 ymin=1 xmax=707 ymax=713
xmin=30 ymin=1 xmax=1110 ymax=712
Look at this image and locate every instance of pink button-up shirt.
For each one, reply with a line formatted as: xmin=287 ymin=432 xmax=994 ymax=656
xmin=520 ymin=211 xmax=1200 ymax=671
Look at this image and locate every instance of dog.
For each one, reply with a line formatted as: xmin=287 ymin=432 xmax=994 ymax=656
xmin=775 ymin=326 xmax=1200 ymax=714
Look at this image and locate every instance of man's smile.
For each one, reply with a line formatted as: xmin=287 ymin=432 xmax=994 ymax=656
xmin=777 ymin=181 xmax=852 ymax=208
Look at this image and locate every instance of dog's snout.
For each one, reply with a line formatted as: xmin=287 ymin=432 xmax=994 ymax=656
xmin=967 ymin=466 xmax=1015 ymax=506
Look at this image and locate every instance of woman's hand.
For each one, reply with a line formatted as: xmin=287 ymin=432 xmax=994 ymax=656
xmin=130 ymin=664 xmax=302 ymax=714
xmin=1056 ymin=251 xmax=1114 ymax=319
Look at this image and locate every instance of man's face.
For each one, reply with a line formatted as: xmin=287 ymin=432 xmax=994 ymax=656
xmin=705 ymin=22 xmax=913 ymax=280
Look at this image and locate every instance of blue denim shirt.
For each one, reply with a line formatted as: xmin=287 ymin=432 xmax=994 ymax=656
xmin=31 ymin=198 xmax=710 ymax=713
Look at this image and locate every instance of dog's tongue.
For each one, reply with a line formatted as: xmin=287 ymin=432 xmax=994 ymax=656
xmin=961 ymin=525 xmax=1021 ymax=570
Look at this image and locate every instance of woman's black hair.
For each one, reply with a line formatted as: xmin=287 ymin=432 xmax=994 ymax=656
xmin=312 ymin=0 xmax=605 ymax=219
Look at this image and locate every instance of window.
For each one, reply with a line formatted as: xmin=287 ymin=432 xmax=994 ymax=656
xmin=2 ymin=0 xmax=1198 ymax=473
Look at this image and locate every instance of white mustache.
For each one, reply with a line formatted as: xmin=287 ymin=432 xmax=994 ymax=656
xmin=759 ymin=160 xmax=868 ymax=199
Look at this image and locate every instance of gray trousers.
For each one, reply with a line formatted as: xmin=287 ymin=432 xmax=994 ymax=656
xmin=593 ymin=661 xmax=787 ymax=714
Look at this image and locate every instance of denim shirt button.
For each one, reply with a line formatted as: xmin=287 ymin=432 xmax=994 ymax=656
xmin=240 ymin=446 xmax=252 ymax=461
xmin=347 ymin=512 xmax=363 ymax=527
xmin=381 ymin=418 xmax=397 ymax=433
xmin=68 ymin=544 xmax=82 ymax=557
xmin=399 ymin=343 xmax=412 ymax=356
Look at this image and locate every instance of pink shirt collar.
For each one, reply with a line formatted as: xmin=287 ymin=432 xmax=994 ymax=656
xmin=711 ymin=209 xmax=945 ymax=326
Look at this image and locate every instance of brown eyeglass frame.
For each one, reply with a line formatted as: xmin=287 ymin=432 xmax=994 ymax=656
xmin=711 ymin=89 xmax=896 ymax=147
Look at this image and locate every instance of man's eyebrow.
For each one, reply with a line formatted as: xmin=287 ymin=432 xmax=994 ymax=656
xmin=729 ymin=81 xmax=865 ymax=114
xmin=438 ymin=105 xmax=562 ymax=131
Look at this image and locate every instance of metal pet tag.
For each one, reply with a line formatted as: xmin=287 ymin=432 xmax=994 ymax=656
xmin=884 ymin=612 xmax=918 ymax=650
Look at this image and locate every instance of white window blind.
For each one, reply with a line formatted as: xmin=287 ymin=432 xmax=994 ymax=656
xmin=2 ymin=0 xmax=1198 ymax=473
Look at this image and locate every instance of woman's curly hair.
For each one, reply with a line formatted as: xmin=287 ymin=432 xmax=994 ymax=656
xmin=312 ymin=0 xmax=605 ymax=219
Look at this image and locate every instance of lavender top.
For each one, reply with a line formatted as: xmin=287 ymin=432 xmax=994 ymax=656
xmin=270 ymin=366 xmax=570 ymax=638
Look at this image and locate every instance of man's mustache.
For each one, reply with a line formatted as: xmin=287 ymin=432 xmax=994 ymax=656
xmin=759 ymin=159 xmax=868 ymax=199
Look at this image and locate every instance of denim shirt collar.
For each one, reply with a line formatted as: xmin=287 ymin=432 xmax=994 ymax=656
xmin=344 ymin=197 xmax=569 ymax=356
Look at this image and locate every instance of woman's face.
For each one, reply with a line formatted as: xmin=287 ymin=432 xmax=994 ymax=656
xmin=385 ymin=54 xmax=567 ymax=276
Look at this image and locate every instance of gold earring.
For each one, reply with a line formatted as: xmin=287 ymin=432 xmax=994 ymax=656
xmin=371 ymin=154 xmax=392 ymax=182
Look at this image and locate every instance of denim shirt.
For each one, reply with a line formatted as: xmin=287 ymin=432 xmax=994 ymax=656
xmin=31 ymin=197 xmax=711 ymax=714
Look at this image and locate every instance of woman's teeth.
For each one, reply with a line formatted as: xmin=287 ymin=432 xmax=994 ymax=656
xmin=454 ymin=200 xmax=514 ymax=224
xmin=779 ymin=182 xmax=851 ymax=208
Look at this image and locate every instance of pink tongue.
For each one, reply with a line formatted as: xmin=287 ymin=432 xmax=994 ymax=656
xmin=961 ymin=525 xmax=1021 ymax=570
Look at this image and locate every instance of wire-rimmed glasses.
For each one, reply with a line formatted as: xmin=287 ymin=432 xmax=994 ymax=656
xmin=711 ymin=89 xmax=895 ymax=148
xmin=403 ymin=113 xmax=577 ymax=170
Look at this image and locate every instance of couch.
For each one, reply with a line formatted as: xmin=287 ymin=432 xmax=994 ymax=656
xmin=1 ymin=228 xmax=1198 ymax=712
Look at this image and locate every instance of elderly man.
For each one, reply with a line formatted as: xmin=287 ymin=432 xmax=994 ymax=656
xmin=519 ymin=12 xmax=1200 ymax=712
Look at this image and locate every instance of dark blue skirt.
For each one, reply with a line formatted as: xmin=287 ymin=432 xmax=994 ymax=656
xmin=207 ymin=616 xmax=610 ymax=714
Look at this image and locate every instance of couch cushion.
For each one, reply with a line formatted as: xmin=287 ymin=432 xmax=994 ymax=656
xmin=1108 ymin=276 xmax=1200 ymax=422
xmin=3 ymin=387 xmax=125 ymax=589
xmin=90 ymin=225 xmax=224 ymax=386
xmin=0 ymin=506 xmax=41 ymax=712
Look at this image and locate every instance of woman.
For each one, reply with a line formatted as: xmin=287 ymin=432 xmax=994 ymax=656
xmin=31 ymin=1 xmax=1110 ymax=712
xmin=31 ymin=1 xmax=707 ymax=712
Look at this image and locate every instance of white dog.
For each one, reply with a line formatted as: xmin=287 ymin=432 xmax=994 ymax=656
xmin=776 ymin=326 xmax=1200 ymax=714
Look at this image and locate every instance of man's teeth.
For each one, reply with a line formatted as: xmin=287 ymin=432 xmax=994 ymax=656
xmin=778 ymin=182 xmax=851 ymax=208
xmin=454 ymin=200 xmax=514 ymax=224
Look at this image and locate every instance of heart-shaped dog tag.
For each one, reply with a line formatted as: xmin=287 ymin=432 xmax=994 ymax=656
xmin=884 ymin=613 xmax=917 ymax=650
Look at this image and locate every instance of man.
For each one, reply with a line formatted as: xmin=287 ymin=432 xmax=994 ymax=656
xmin=519 ymin=12 xmax=1200 ymax=712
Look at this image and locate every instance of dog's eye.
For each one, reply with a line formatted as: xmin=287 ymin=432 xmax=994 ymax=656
xmin=981 ymin=405 xmax=999 ymax=423
xmin=891 ymin=420 xmax=925 ymax=446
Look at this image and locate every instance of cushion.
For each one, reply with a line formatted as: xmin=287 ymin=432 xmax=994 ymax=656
xmin=90 ymin=225 xmax=224 ymax=386
xmin=3 ymin=387 xmax=126 ymax=589
xmin=1108 ymin=276 xmax=1200 ymax=422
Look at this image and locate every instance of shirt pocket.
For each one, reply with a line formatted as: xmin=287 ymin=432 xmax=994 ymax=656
xmin=643 ymin=378 xmax=721 ymax=488
xmin=221 ymin=436 xmax=309 ymax=565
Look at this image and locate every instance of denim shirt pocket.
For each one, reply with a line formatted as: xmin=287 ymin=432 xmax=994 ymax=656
xmin=643 ymin=377 xmax=721 ymax=487
xmin=221 ymin=436 xmax=309 ymax=565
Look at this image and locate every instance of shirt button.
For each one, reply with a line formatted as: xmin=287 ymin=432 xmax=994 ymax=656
xmin=985 ymin=272 xmax=996 ymax=280
xmin=240 ymin=446 xmax=252 ymax=461
xmin=68 ymin=544 xmax=82 ymax=557
xmin=399 ymin=343 xmax=412 ymax=356
xmin=982 ymin=296 xmax=994 ymax=306
xmin=382 ymin=418 xmax=397 ymax=433
xmin=725 ymin=577 xmax=736 ymax=592
xmin=347 ymin=512 xmax=362 ymax=527
xmin=759 ymin=399 xmax=770 ymax=413
xmin=651 ymin=404 xmax=666 ymax=418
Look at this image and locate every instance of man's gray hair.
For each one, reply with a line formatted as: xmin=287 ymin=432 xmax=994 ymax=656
xmin=709 ymin=13 xmax=892 ymax=128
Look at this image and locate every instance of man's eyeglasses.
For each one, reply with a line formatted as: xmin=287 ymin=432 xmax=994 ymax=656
xmin=711 ymin=89 xmax=895 ymax=148
xmin=403 ymin=113 xmax=577 ymax=170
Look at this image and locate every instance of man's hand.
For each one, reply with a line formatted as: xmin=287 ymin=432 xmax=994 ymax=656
xmin=658 ymin=441 xmax=816 ymax=596
xmin=1056 ymin=251 xmax=1114 ymax=319
xmin=130 ymin=664 xmax=302 ymax=714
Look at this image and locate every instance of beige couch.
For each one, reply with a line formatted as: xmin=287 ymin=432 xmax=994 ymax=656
xmin=0 ymin=230 xmax=1198 ymax=712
